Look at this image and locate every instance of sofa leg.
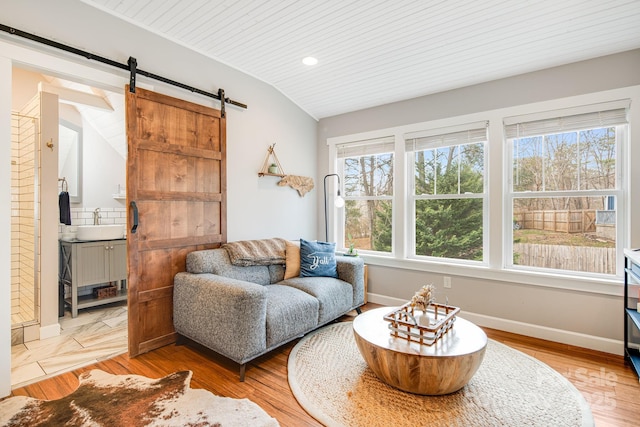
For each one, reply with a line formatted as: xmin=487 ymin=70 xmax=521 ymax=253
xmin=239 ymin=363 xmax=246 ymax=382
xmin=175 ymin=334 xmax=186 ymax=346
xmin=356 ymin=307 xmax=362 ymax=315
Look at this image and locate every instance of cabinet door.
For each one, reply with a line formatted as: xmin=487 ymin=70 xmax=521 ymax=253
xmin=110 ymin=241 xmax=127 ymax=281
xmin=76 ymin=242 xmax=110 ymax=286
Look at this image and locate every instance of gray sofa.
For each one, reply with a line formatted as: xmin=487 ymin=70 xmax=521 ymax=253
xmin=173 ymin=242 xmax=365 ymax=380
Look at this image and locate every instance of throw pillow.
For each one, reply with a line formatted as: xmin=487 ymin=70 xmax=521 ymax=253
xmin=284 ymin=240 xmax=301 ymax=279
xmin=299 ymin=238 xmax=338 ymax=278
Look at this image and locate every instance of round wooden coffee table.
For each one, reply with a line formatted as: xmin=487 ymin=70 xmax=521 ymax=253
xmin=353 ymin=306 xmax=487 ymax=395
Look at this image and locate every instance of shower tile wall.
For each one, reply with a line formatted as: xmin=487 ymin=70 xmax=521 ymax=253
xmin=11 ymin=110 xmax=38 ymax=328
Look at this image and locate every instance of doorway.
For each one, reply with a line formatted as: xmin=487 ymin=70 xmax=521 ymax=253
xmin=10 ymin=67 xmax=128 ymax=388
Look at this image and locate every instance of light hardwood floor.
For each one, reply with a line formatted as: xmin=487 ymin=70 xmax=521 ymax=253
xmin=5 ymin=304 xmax=640 ymax=426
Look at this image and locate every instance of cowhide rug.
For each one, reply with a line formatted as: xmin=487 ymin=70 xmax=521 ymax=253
xmin=0 ymin=369 xmax=279 ymax=427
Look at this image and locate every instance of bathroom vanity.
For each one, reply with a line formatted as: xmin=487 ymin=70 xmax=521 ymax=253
xmin=59 ymin=238 xmax=127 ymax=317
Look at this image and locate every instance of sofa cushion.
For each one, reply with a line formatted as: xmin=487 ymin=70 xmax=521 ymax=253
xmin=268 ymin=264 xmax=285 ymax=284
xmin=265 ymin=285 xmax=319 ymax=348
xmin=279 ymin=277 xmax=353 ymax=324
xmin=299 ymin=239 xmax=337 ymax=278
xmin=186 ymin=249 xmax=271 ymax=286
xmin=284 ymin=240 xmax=301 ymax=279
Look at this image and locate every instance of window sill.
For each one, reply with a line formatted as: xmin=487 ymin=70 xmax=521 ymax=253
xmin=359 ymin=254 xmax=622 ymax=297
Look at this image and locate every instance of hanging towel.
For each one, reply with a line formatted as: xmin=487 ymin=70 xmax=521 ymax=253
xmin=59 ymin=191 xmax=71 ymax=225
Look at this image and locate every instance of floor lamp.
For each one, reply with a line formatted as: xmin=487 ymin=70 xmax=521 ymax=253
xmin=324 ymin=174 xmax=345 ymax=242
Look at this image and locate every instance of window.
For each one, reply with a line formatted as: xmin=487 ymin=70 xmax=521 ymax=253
xmin=337 ymin=137 xmax=394 ymax=254
xmin=405 ymin=123 xmax=488 ymax=261
xmin=505 ymin=105 xmax=627 ymax=276
xmin=328 ymin=91 xmax=635 ymax=292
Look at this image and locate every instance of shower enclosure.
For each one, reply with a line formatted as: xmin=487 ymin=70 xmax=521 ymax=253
xmin=10 ymin=111 xmax=39 ymax=332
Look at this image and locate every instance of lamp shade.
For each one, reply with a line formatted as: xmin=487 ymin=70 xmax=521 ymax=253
xmin=324 ymin=173 xmax=344 ymax=242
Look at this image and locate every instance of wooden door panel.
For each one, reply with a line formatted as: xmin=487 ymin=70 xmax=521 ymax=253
xmin=138 ymin=249 xmax=174 ymax=292
xmin=127 ymin=86 xmax=225 ymax=357
xmin=136 ymin=247 xmax=191 ymax=292
xmin=135 ymin=97 xmax=220 ymax=148
xmin=196 ymin=158 xmax=221 ymax=193
xmin=133 ymin=201 xmax=221 ymax=241
xmin=137 ymin=294 xmax=175 ymax=354
xmin=137 ymin=151 xmax=222 ymax=194
xmin=196 ymin=115 xmax=221 ymax=151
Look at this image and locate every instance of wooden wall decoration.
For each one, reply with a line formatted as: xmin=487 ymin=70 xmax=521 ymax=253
xmin=277 ymin=175 xmax=314 ymax=196
xmin=258 ymin=144 xmax=314 ymax=197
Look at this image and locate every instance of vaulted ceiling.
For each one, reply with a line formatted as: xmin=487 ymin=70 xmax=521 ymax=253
xmin=82 ymin=1 xmax=640 ymax=120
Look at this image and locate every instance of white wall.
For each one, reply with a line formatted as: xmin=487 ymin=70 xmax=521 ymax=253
xmin=0 ymin=56 xmax=12 ymax=398
xmin=80 ymin=116 xmax=126 ymax=210
xmin=317 ymin=50 xmax=640 ymax=355
xmin=17 ymin=77 xmax=128 ymax=210
xmin=0 ymin=0 xmax=318 ymax=396
xmin=10 ymin=67 xmax=42 ymax=110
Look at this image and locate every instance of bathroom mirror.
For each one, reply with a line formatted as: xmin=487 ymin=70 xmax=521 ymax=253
xmin=58 ymin=119 xmax=82 ymax=203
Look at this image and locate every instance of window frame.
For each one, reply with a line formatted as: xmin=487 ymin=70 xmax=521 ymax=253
xmin=335 ymin=137 xmax=396 ymax=256
xmin=405 ymin=125 xmax=489 ymax=265
xmin=325 ymin=86 xmax=639 ymax=296
xmin=504 ymin=122 xmax=626 ymax=279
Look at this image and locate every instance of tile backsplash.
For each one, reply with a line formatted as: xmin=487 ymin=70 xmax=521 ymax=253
xmin=58 ymin=207 xmax=127 ymax=233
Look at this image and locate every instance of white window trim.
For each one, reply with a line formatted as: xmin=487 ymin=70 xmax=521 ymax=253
xmin=504 ymin=116 xmax=627 ymax=280
xmin=327 ymin=85 xmax=640 ymax=297
xmin=335 ymin=137 xmax=396 ymax=256
xmin=406 ymin=139 xmax=488 ymax=265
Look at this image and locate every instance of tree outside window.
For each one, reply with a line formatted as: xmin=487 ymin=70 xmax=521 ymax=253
xmin=412 ymin=142 xmax=484 ymax=260
xmin=336 ymin=137 xmax=395 ymax=254
xmin=342 ymin=151 xmax=393 ymax=253
xmin=405 ymin=123 xmax=487 ymax=262
xmin=509 ymin=120 xmax=621 ymax=275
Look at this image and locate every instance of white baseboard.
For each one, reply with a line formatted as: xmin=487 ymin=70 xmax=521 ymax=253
xmin=39 ymin=323 xmax=61 ymax=340
xmin=367 ymin=293 xmax=623 ymax=356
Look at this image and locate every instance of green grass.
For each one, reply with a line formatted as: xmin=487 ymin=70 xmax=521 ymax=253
xmin=513 ymin=229 xmax=615 ymax=248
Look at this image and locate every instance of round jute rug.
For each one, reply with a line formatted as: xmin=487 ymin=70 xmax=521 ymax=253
xmin=288 ymin=322 xmax=593 ymax=427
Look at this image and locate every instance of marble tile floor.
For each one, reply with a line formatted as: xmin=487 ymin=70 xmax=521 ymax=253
xmin=10 ymin=301 xmax=128 ymax=389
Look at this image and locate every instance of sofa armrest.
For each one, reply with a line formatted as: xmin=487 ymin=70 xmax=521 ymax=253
xmin=173 ymin=272 xmax=268 ymax=364
xmin=336 ymin=256 xmax=365 ymax=307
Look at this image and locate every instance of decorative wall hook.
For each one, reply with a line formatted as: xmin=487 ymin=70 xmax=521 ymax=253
xmin=46 ymin=139 xmax=54 ymax=151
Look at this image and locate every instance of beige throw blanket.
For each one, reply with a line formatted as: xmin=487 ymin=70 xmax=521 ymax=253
xmin=222 ymin=238 xmax=287 ymax=266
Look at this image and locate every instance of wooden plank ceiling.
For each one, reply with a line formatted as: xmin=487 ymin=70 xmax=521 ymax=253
xmin=81 ymin=0 xmax=640 ymax=119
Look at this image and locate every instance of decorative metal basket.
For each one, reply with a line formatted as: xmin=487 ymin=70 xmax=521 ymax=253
xmin=383 ymin=302 xmax=460 ymax=346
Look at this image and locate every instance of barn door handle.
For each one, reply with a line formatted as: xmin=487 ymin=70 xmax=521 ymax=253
xmin=130 ymin=201 xmax=138 ymax=234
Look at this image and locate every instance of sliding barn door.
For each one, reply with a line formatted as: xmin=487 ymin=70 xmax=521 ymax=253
xmin=126 ymin=87 xmax=226 ymax=356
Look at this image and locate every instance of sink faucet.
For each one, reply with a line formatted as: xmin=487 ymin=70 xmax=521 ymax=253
xmin=93 ymin=208 xmax=101 ymax=225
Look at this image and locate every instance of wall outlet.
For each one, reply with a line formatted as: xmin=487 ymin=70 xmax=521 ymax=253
xmin=443 ymin=276 xmax=451 ymax=289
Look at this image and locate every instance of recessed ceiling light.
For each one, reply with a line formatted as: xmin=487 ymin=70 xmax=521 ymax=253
xmin=302 ymin=56 xmax=318 ymax=66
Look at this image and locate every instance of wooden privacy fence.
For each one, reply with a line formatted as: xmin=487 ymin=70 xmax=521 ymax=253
xmin=513 ymin=210 xmax=596 ymax=233
xmin=513 ymin=243 xmax=616 ymax=274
